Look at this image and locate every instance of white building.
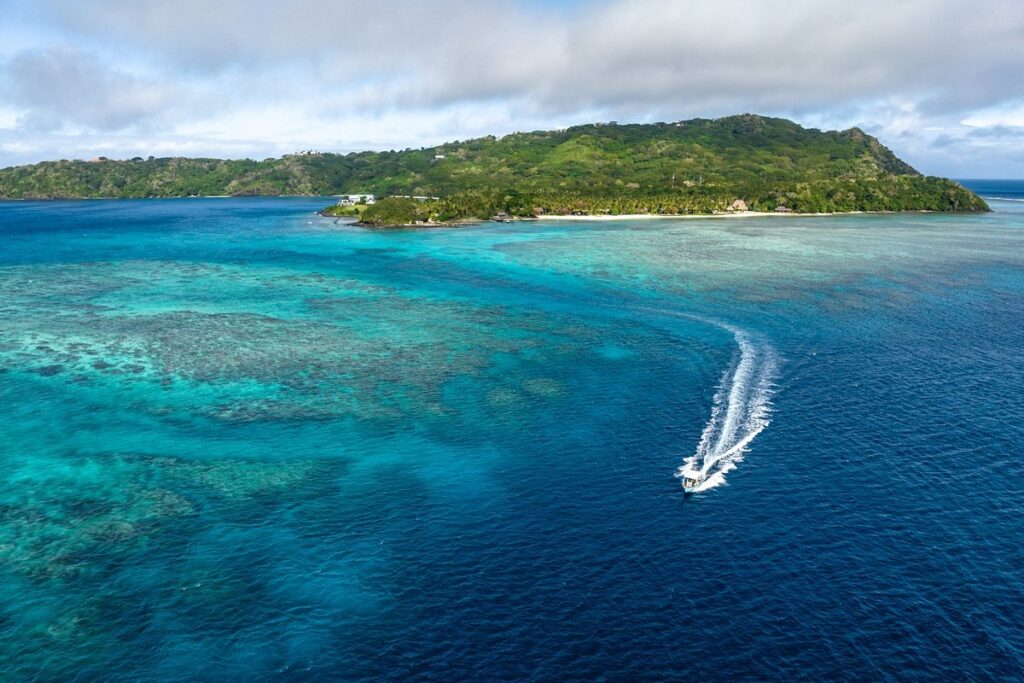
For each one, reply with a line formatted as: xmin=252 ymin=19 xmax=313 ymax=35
xmin=337 ymin=194 xmax=376 ymax=206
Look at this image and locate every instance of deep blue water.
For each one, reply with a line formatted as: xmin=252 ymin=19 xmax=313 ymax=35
xmin=961 ymin=178 xmax=1024 ymax=202
xmin=1 ymin=190 xmax=1023 ymax=680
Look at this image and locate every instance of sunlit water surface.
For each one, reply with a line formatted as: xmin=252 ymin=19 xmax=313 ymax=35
xmin=1 ymin=188 xmax=1022 ymax=680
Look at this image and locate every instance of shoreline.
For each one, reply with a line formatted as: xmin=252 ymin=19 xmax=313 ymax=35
xmin=542 ymin=210 xmax=874 ymax=221
xmin=317 ymin=212 xmax=485 ymax=229
xmin=316 ymin=208 xmax=960 ymax=229
xmin=0 ymin=194 xmax=340 ymax=202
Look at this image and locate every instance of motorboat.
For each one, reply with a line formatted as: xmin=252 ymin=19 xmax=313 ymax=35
xmin=678 ymin=467 xmax=704 ymax=494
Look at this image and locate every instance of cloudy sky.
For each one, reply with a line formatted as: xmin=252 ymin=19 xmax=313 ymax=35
xmin=2 ymin=0 xmax=1023 ymax=177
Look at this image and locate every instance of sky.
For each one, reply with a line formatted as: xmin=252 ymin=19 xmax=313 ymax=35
xmin=1 ymin=0 xmax=1023 ymax=177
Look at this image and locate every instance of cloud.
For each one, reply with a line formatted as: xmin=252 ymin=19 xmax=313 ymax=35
xmin=41 ymin=0 xmax=1024 ymax=118
xmin=2 ymin=0 xmax=1024 ymax=175
xmin=2 ymin=46 xmax=180 ymax=131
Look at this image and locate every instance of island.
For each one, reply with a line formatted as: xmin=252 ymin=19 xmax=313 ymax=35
xmin=0 ymin=114 xmax=988 ymax=226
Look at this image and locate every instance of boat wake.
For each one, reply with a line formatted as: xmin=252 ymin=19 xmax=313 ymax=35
xmin=676 ymin=322 xmax=778 ymax=492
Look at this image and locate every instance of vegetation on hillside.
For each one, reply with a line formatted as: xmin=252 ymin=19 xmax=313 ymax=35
xmin=0 ymin=115 xmax=987 ymax=219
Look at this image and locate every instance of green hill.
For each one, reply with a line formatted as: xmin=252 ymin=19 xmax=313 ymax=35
xmin=0 ymin=114 xmax=987 ymax=218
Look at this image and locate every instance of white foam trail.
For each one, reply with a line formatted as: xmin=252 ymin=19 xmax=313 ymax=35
xmin=675 ymin=323 xmax=778 ymax=492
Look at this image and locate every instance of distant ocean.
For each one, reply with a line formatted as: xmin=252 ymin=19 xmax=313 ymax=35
xmin=1 ymin=182 xmax=1022 ymax=680
xmin=960 ymin=177 xmax=1024 ymax=202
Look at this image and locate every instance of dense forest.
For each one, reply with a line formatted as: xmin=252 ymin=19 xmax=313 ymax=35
xmin=0 ymin=114 xmax=987 ymax=220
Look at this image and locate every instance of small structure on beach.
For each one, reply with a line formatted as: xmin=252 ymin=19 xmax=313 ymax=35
xmin=774 ymin=205 xmax=793 ymax=213
xmin=727 ymin=199 xmax=748 ymax=212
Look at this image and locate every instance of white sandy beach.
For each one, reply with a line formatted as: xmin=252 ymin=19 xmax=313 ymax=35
xmin=542 ymin=210 xmax=859 ymax=221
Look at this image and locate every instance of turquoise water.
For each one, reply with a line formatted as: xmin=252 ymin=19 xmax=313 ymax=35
xmin=1 ymin=192 xmax=1023 ymax=679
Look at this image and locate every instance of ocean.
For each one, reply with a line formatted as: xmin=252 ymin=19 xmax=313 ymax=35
xmin=1 ymin=182 xmax=1022 ymax=680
